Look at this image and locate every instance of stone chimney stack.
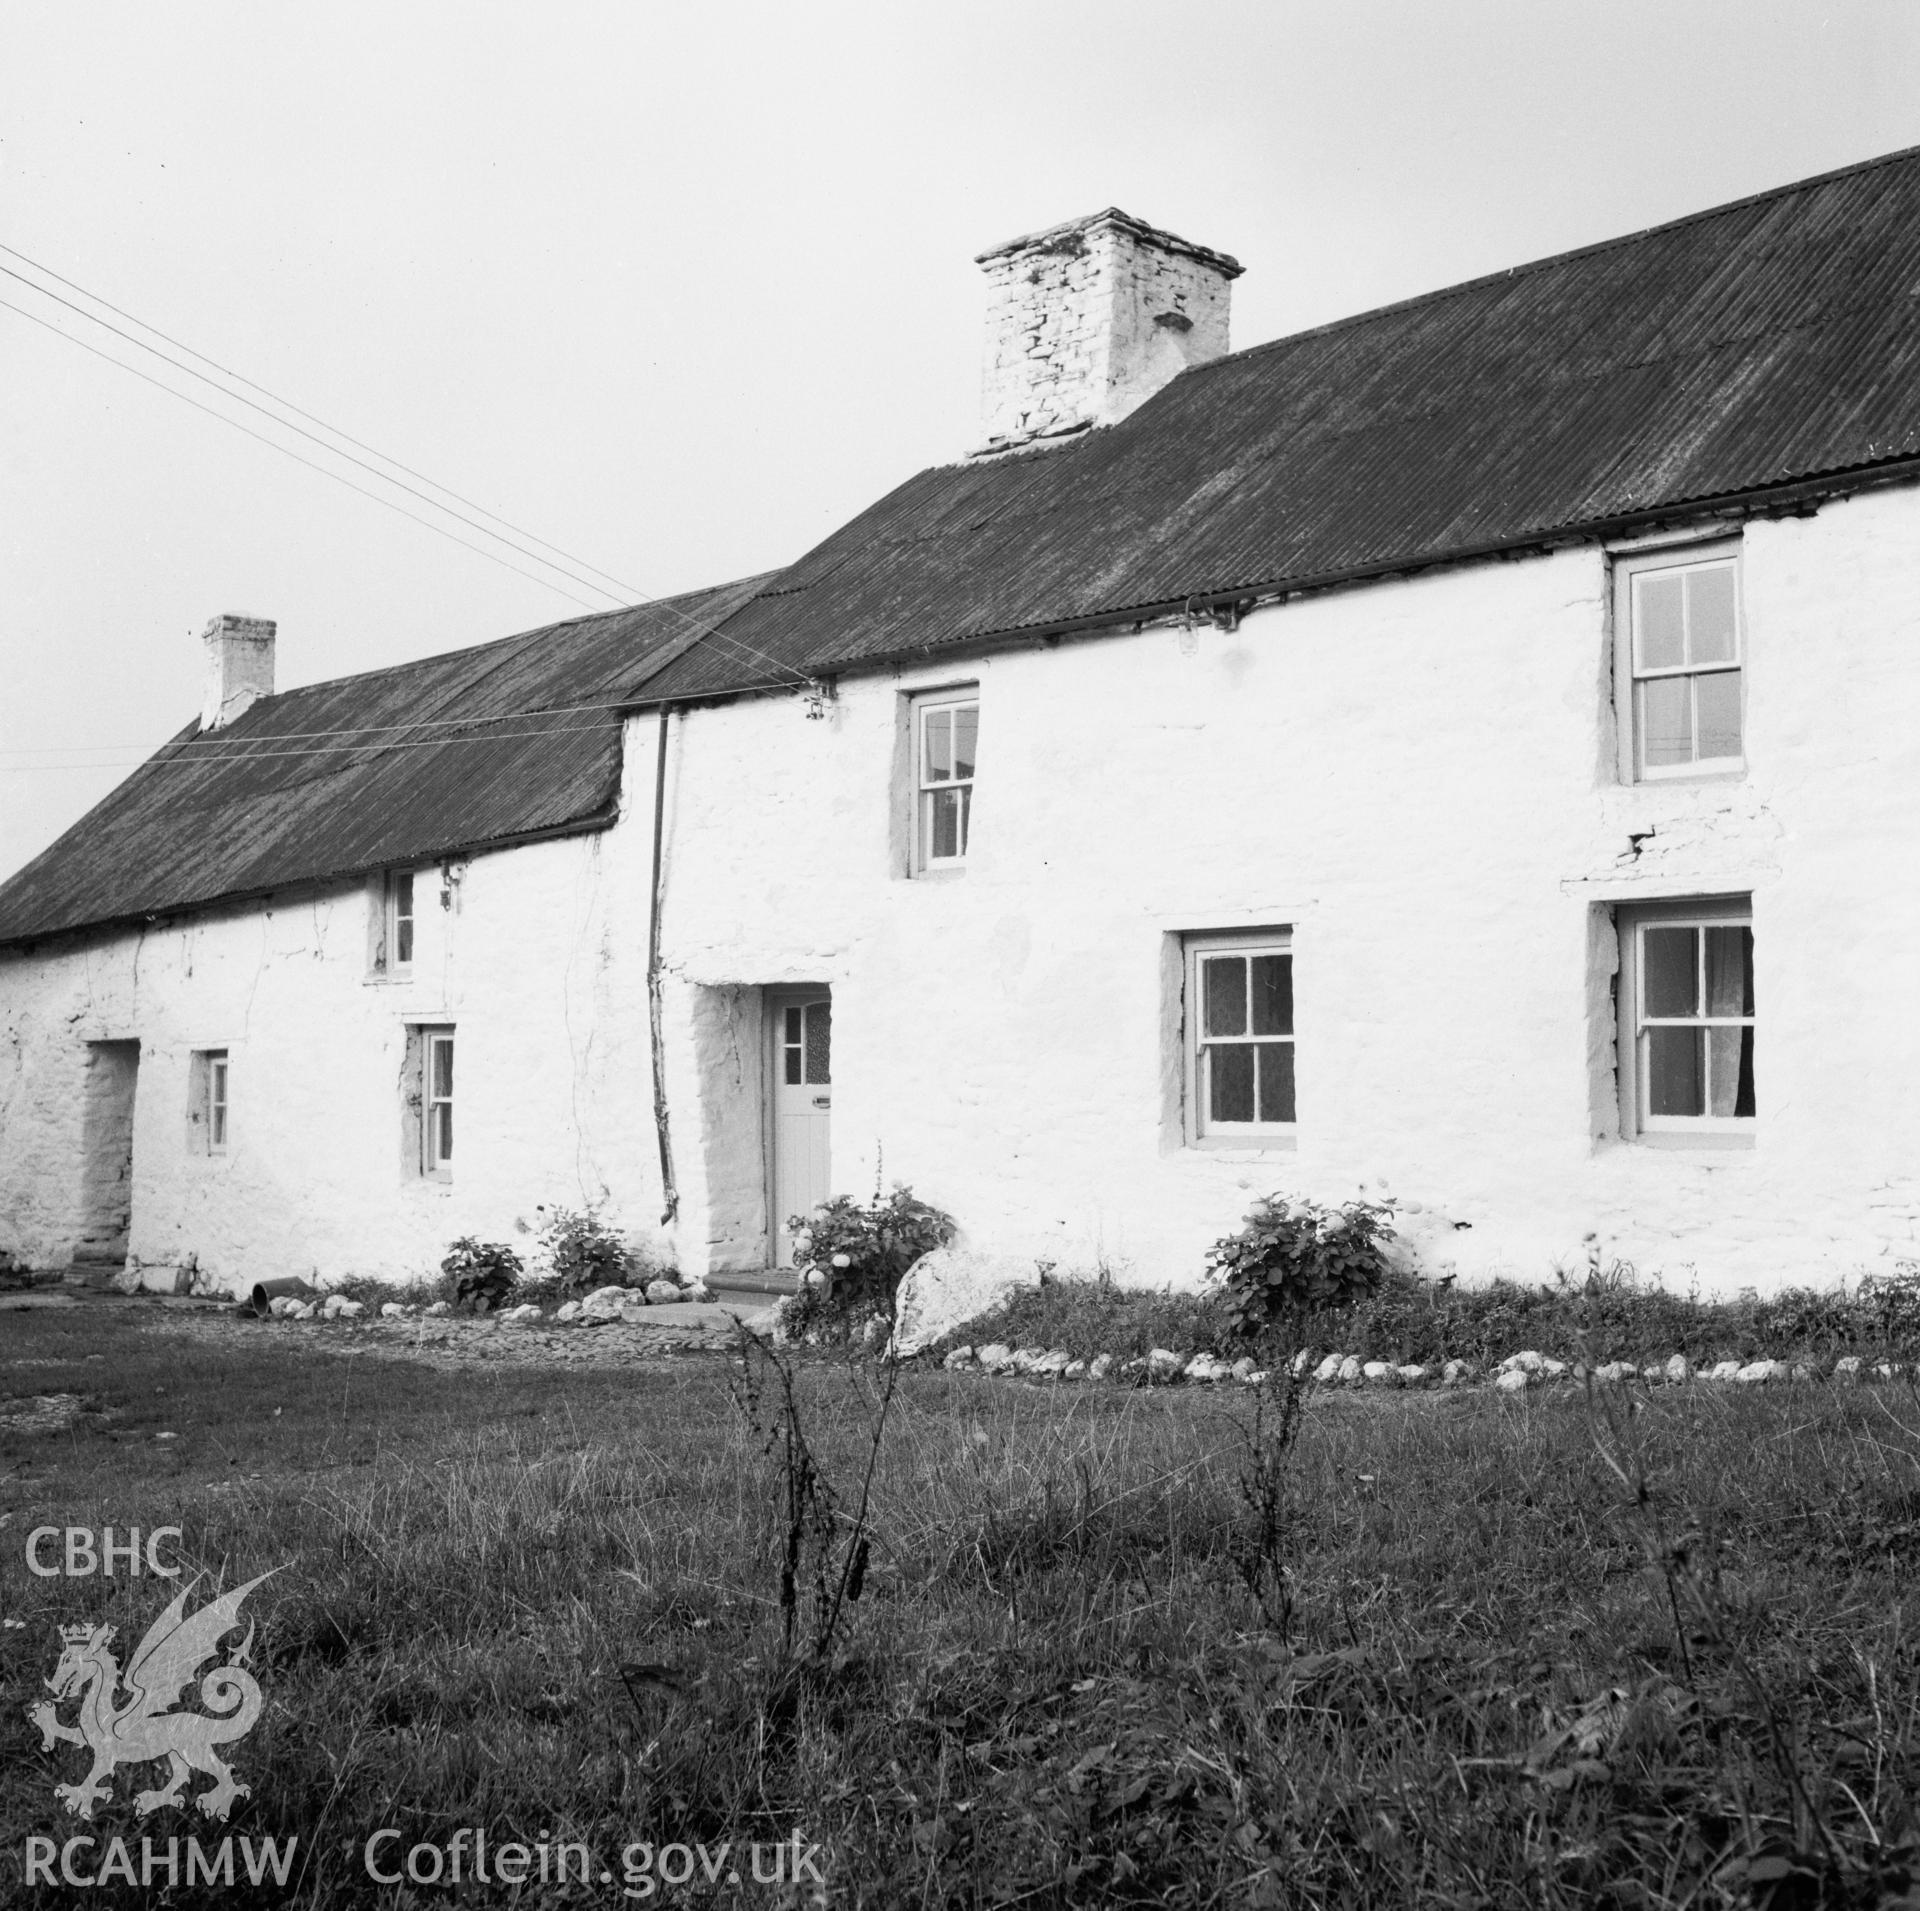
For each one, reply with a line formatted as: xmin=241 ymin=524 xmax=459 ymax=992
xmin=974 ymin=208 xmax=1242 ymax=453
xmin=200 ymin=614 xmax=276 ymax=731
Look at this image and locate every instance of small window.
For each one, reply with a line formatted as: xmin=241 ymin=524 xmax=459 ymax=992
xmin=781 ymin=1000 xmax=831 ymax=1086
xmin=1618 ymin=900 xmax=1755 ymax=1137
xmin=373 ymin=870 xmax=416 ymax=975
xmin=912 ymin=689 xmax=978 ymax=874
xmin=188 ymin=1049 xmax=229 ymax=1155
xmin=1614 ymin=542 xmax=1744 ymax=780
xmin=1186 ymin=932 xmax=1295 ymax=1142
xmin=422 ymin=1028 xmax=454 ymax=1176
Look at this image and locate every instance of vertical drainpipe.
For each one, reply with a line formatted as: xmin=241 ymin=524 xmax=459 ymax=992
xmin=647 ymin=706 xmax=679 ymax=1224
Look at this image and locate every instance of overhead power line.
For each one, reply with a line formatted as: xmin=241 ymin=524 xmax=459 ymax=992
xmin=0 ymin=239 xmax=637 ymax=596
xmin=0 ymin=297 xmax=603 ymax=611
xmin=0 ymin=261 xmax=631 ymax=608
xmin=0 ymin=241 xmax=818 ymax=689
xmin=0 ymin=719 xmax=627 ymax=773
xmin=0 ymin=697 xmax=642 ymax=753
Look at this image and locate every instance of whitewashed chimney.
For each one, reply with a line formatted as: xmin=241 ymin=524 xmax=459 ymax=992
xmin=974 ymin=208 xmax=1242 ymax=452
xmin=200 ymin=614 xmax=276 ymax=731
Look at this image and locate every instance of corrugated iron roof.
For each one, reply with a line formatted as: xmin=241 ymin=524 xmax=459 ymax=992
xmin=16 ymin=145 xmax=1920 ymax=945
xmin=647 ymin=143 xmax=1920 ymax=699
xmin=0 ymin=573 xmax=773 ymax=946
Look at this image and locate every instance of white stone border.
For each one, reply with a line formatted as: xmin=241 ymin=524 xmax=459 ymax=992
xmin=935 ymin=1343 xmax=1907 ymax=1389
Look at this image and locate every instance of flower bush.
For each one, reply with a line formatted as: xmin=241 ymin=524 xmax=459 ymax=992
xmin=783 ymin=1185 xmax=955 ymax=1339
xmin=535 ymin=1205 xmax=641 ymax=1295
xmin=438 ymin=1237 xmax=523 ymax=1314
xmin=1206 ymin=1195 xmax=1396 ymax=1340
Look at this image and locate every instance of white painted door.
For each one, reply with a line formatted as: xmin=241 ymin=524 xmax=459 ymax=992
xmin=770 ymin=992 xmax=831 ymax=1268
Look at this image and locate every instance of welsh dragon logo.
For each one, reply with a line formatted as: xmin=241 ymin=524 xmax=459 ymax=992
xmin=28 ymin=1571 xmax=277 ymax=1821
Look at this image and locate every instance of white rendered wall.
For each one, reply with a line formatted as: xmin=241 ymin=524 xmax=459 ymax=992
xmin=7 ymin=483 xmax=1920 ymax=1295
xmin=0 ymin=821 xmax=666 ymax=1291
xmin=647 ymin=481 xmax=1920 ymax=1294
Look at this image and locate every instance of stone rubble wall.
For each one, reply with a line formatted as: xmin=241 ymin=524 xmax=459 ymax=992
xmin=977 ymin=213 xmax=1235 ymax=449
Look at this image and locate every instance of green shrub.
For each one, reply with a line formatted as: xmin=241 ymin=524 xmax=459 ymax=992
xmin=1206 ymin=1195 xmax=1396 ymax=1339
xmin=784 ymin=1185 xmax=955 ymax=1340
xmin=438 ymin=1238 xmax=523 ymax=1314
xmin=535 ymin=1205 xmax=640 ymax=1296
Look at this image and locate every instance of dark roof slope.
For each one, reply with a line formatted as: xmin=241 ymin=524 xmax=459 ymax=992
xmin=16 ymin=146 xmax=1920 ymax=946
xmin=649 ymin=144 xmax=1920 ymax=698
xmin=0 ymin=574 xmax=772 ymax=946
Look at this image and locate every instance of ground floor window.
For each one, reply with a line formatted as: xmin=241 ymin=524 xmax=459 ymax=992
xmin=404 ymin=1024 xmax=455 ymax=1177
xmin=188 ymin=1048 xmax=228 ymax=1154
xmin=1618 ymin=898 xmax=1754 ymax=1137
xmin=1185 ymin=930 xmax=1295 ymax=1142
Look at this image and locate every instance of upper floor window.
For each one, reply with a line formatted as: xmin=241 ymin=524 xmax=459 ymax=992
xmin=1614 ymin=542 xmax=1744 ymax=780
xmin=913 ymin=689 xmax=978 ymax=874
xmin=1617 ymin=899 xmax=1755 ymax=1138
xmin=1186 ymin=931 xmax=1295 ymax=1143
xmin=372 ymin=870 xmax=415 ymax=976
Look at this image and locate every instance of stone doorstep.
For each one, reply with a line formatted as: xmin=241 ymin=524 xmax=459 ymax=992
xmin=704 ymin=1271 xmax=800 ymax=1297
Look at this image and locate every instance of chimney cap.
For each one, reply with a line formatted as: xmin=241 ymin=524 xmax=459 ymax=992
xmin=201 ymin=612 xmax=277 ymax=640
xmin=200 ymin=612 xmax=277 ymax=732
xmin=974 ymin=207 xmax=1243 ymax=280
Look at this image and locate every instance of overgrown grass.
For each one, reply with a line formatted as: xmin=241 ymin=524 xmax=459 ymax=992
xmin=6 ymin=1308 xmax=1920 ymax=1904
xmin=941 ymin=1277 xmax=1237 ymax=1362
xmin=938 ymin=1264 xmax=1920 ymax=1374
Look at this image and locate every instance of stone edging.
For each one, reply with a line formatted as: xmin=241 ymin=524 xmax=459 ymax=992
xmin=936 ymin=1343 xmax=1911 ymax=1390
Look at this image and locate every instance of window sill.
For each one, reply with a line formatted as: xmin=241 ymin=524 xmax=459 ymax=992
xmin=1188 ymin=1135 xmax=1299 ymax=1156
xmin=1626 ymin=765 xmax=1746 ymax=789
xmin=1627 ymin=1131 xmax=1755 ymax=1153
xmin=363 ymin=971 xmax=417 ymax=986
xmin=909 ymin=866 xmax=968 ymax=883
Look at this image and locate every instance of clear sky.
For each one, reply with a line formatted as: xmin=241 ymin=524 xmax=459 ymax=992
xmin=4 ymin=0 xmax=1918 ymax=881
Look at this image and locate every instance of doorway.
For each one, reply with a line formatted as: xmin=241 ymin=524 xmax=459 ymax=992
xmin=767 ymin=990 xmax=831 ymax=1268
xmin=76 ymin=1039 xmax=140 ymax=1271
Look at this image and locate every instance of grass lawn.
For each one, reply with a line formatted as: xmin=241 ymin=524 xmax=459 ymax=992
xmin=5 ymin=1307 xmax=1920 ymax=1907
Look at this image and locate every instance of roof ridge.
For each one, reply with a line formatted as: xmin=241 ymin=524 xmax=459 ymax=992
xmin=1196 ymin=141 xmax=1920 ymax=375
xmin=248 ymin=571 xmax=782 ymax=708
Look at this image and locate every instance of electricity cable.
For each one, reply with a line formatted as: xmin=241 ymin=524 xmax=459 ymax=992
xmin=0 ymin=297 xmax=605 ymax=612
xmin=0 ymin=246 xmax=819 ymax=687
xmin=0 ymin=262 xmax=629 ymax=608
xmin=0 ymin=671 xmax=804 ymax=756
xmin=0 ymin=238 xmax=638 ymax=596
xmin=0 ymin=720 xmax=631 ymax=773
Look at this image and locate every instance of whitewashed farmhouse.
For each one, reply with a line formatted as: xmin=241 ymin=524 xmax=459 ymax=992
xmin=7 ymin=152 xmax=1920 ymax=1299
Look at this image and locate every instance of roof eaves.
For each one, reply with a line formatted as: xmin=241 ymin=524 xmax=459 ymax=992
xmin=0 ymin=799 xmax=625 ymax=955
xmin=766 ymin=445 xmax=1920 ymax=688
